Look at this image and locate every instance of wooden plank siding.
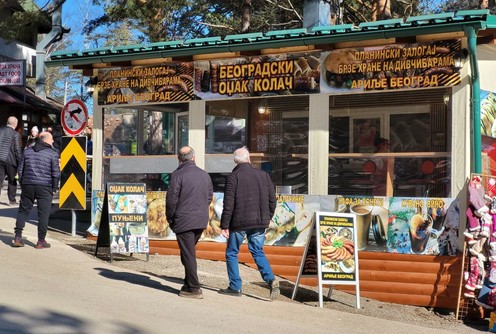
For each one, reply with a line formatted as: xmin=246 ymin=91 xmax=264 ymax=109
xmin=147 ymin=240 xmax=463 ymax=309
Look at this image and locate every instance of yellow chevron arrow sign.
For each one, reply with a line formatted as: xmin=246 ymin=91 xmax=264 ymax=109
xmin=59 ymin=136 xmax=87 ymax=210
xmin=60 ymin=137 xmax=87 ymax=171
xmin=60 ymin=173 xmax=86 ymax=207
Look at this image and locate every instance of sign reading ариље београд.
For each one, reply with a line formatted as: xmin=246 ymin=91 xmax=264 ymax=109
xmin=293 ymin=211 xmax=361 ymax=308
xmin=321 ymin=39 xmax=462 ymax=92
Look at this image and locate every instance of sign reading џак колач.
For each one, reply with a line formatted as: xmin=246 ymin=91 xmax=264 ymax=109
xmin=94 ymin=39 xmax=463 ymax=106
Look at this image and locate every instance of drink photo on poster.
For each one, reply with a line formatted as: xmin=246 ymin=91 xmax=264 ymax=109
xmin=387 ymin=197 xmax=460 ymax=256
xmin=335 ymin=196 xmax=389 ymax=252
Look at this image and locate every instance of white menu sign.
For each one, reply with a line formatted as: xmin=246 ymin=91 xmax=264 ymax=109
xmin=0 ymin=61 xmax=25 ymax=86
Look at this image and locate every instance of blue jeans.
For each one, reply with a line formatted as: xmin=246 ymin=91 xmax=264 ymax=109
xmin=225 ymin=228 xmax=275 ymax=291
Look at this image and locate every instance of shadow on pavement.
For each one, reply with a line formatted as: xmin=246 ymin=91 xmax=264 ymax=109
xmin=94 ymin=267 xmax=179 ymax=295
xmin=0 ymin=304 xmax=145 ymax=334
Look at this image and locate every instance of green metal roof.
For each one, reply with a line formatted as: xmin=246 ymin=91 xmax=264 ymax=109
xmin=46 ymin=10 xmax=496 ymax=68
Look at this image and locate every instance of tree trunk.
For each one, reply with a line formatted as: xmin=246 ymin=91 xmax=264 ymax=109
xmin=372 ymin=0 xmax=391 ymax=21
xmin=241 ymin=0 xmax=252 ymax=33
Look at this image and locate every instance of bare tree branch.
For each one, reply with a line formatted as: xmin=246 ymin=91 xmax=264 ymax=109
xmin=268 ymin=19 xmax=301 ymax=28
xmin=343 ymin=1 xmax=369 ymax=23
xmin=197 ymin=21 xmax=237 ymax=32
xmin=265 ymin=0 xmax=302 ymax=21
xmin=353 ymin=0 xmax=373 ymax=11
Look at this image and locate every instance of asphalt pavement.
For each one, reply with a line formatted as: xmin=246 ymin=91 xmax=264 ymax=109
xmin=0 ymin=184 xmax=478 ymax=334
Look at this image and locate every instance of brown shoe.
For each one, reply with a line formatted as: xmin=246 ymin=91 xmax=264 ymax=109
xmin=179 ymin=288 xmax=203 ymax=299
xmin=35 ymin=240 xmax=51 ymax=249
xmin=12 ymin=236 xmax=24 ymax=247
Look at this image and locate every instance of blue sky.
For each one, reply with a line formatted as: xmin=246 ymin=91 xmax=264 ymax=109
xmin=36 ymin=0 xmax=104 ymax=50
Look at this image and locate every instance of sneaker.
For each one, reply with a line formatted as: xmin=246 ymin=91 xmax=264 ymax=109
xmin=12 ymin=236 xmax=24 ymax=247
xmin=218 ymin=287 xmax=242 ymax=297
xmin=178 ymin=288 xmax=203 ymax=299
xmin=269 ymin=279 xmax=280 ymax=301
xmin=8 ymin=201 xmax=17 ymax=206
xmin=35 ymin=240 xmax=51 ymax=249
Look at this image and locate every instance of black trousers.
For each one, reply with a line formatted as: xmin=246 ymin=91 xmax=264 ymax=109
xmin=15 ymin=185 xmax=53 ymax=240
xmin=176 ymin=229 xmax=203 ymax=291
xmin=0 ymin=161 xmax=17 ymax=202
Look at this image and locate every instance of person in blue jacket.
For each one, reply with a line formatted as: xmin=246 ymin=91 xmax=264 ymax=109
xmin=13 ymin=132 xmax=60 ymax=249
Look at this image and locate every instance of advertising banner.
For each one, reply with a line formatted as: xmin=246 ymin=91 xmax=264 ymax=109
xmin=0 ymin=60 xmax=25 ymax=86
xmin=94 ymin=39 xmax=464 ymax=105
xmin=320 ymin=40 xmax=463 ymax=92
xmin=96 ymin=63 xmax=194 ymax=105
xmin=194 ymin=52 xmax=322 ymax=99
xmin=89 ymin=192 xmax=460 ymax=256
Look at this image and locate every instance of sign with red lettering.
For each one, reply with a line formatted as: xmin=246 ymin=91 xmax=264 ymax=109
xmin=0 ymin=60 xmax=25 ymax=86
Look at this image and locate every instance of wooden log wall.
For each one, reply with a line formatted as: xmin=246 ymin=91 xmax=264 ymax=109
xmin=149 ymin=240 xmax=463 ymax=309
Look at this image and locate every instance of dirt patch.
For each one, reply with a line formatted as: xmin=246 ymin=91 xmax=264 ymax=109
xmin=59 ymin=235 xmax=486 ymax=334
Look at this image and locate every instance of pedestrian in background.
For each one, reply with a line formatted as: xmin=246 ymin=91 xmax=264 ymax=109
xmin=166 ymin=146 xmax=213 ymax=299
xmin=26 ymin=125 xmax=40 ymax=148
xmin=219 ymin=146 xmax=280 ymax=301
xmin=13 ymin=131 xmax=60 ymax=248
xmin=0 ymin=116 xmax=22 ymax=206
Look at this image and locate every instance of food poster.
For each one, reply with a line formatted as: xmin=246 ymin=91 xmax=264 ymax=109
xmin=265 ymin=195 xmax=319 ymax=246
xmin=199 ymin=193 xmax=319 ymax=245
xmin=194 ymin=52 xmax=321 ymax=100
xmin=316 ymin=212 xmax=358 ymax=283
xmin=107 ymin=183 xmax=149 ymax=254
xmin=320 ymin=39 xmax=462 ymax=93
xmin=96 ymin=62 xmax=195 ymax=105
xmin=334 ymin=196 xmax=389 ymax=252
xmin=147 ymin=191 xmax=174 ymax=239
xmin=387 ymin=197 xmax=459 ymax=256
xmin=88 ymin=190 xmax=105 ymax=236
xmin=481 ymin=90 xmax=496 ymax=139
xmin=89 ymin=190 xmax=460 ymax=254
xmin=202 ymin=192 xmax=224 ymax=241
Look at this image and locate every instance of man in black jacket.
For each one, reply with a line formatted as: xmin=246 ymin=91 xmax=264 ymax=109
xmin=166 ymin=146 xmax=213 ymax=299
xmin=13 ymin=132 xmax=60 ymax=248
xmin=219 ymin=146 xmax=279 ymax=301
xmin=0 ymin=116 xmax=22 ymax=206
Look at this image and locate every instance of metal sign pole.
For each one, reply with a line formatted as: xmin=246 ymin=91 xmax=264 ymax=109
xmin=71 ymin=209 xmax=76 ymax=236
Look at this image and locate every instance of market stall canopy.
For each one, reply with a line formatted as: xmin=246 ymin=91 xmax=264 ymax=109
xmin=0 ymin=86 xmax=62 ymax=112
xmin=45 ymin=10 xmax=496 ymax=72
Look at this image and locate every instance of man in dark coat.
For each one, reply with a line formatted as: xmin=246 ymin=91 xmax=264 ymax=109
xmin=13 ymin=132 xmax=60 ymax=248
xmin=219 ymin=146 xmax=279 ymax=301
xmin=166 ymin=146 xmax=213 ymax=299
xmin=0 ymin=116 xmax=22 ymax=205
